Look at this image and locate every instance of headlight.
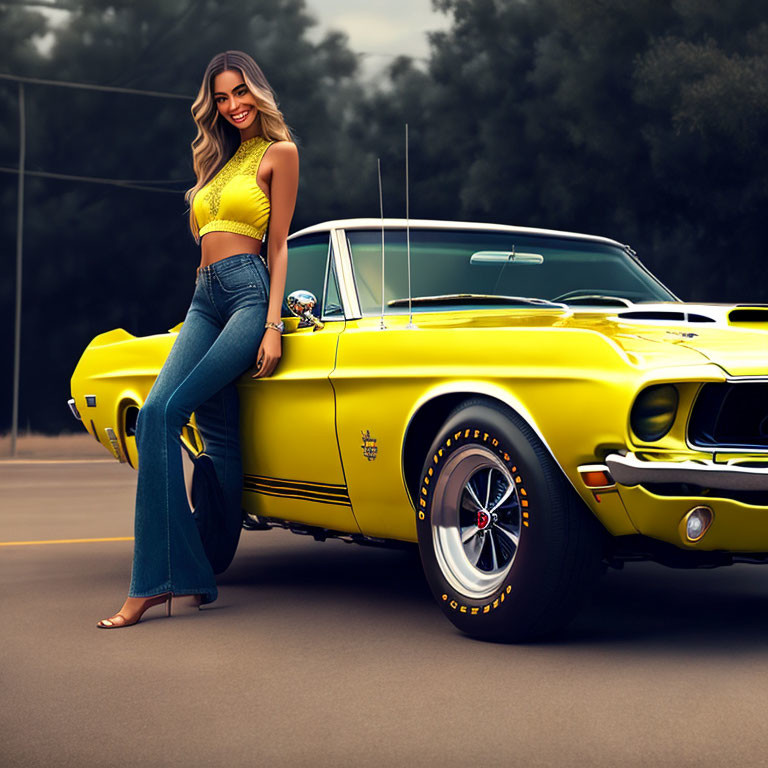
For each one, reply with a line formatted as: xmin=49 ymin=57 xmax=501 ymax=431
xmin=630 ymin=384 xmax=679 ymax=442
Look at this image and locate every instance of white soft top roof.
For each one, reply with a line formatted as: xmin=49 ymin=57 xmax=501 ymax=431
xmin=289 ymin=218 xmax=625 ymax=248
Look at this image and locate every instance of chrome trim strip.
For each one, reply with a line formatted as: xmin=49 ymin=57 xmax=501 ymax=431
xmin=606 ymin=452 xmax=768 ymax=491
xmin=331 ymin=227 xmax=362 ymax=319
xmin=67 ymin=398 xmax=81 ymax=421
xmin=290 ymin=218 xmax=625 ymax=249
xmin=319 ymin=236 xmax=333 ymax=322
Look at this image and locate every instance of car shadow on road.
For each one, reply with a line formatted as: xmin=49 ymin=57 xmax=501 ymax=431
xmin=221 ymin=534 xmax=433 ymax=604
xmin=222 ymin=533 xmax=768 ymax=649
xmin=563 ymin=562 xmax=768 ymax=650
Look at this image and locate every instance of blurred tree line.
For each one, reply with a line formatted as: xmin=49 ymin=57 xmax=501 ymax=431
xmin=1 ymin=0 xmax=767 ymax=433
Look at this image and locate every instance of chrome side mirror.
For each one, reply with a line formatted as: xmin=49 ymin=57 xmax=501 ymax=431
xmin=287 ymin=290 xmax=325 ymax=331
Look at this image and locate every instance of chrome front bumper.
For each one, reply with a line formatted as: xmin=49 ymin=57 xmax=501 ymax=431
xmin=605 ymin=452 xmax=768 ymax=492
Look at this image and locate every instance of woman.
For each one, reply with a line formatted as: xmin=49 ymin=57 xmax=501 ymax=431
xmin=98 ymin=50 xmax=299 ymax=628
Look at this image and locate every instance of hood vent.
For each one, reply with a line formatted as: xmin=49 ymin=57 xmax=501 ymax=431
xmin=617 ymin=310 xmax=716 ymax=323
xmin=728 ymin=305 xmax=768 ymax=323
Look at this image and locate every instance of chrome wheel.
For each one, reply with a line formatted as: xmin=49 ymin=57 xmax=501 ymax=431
xmin=431 ymin=445 xmax=522 ymax=599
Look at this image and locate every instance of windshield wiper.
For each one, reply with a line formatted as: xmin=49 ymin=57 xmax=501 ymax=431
xmin=387 ymin=294 xmax=566 ymax=308
xmin=550 ymin=293 xmax=634 ymax=307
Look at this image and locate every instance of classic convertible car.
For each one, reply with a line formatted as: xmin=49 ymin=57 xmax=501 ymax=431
xmin=70 ymin=218 xmax=768 ymax=640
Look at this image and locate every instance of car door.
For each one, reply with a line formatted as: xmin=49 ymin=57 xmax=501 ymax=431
xmin=330 ymin=227 xmax=426 ymax=542
xmin=238 ymin=231 xmax=359 ymax=533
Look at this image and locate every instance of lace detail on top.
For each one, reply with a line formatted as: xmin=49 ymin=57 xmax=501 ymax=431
xmin=193 ymin=135 xmax=274 ymax=240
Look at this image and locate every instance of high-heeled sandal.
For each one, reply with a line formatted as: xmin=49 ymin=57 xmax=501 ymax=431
xmin=97 ymin=592 xmax=201 ymax=628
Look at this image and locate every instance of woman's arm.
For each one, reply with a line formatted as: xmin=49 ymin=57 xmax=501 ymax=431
xmin=252 ymin=140 xmax=299 ymax=379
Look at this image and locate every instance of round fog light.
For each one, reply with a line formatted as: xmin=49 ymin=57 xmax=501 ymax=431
xmin=683 ymin=506 xmax=713 ymax=543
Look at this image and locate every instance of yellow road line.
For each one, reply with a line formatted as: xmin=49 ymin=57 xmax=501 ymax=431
xmin=0 ymin=459 xmax=116 ymax=465
xmin=0 ymin=536 xmax=134 ymax=547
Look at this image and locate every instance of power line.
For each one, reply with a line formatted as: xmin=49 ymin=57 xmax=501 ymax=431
xmin=0 ymin=166 xmax=189 ymax=193
xmin=3 ymin=1 xmax=76 ymax=9
xmin=4 ymin=1 xmax=77 ymax=8
xmin=3 ymin=69 xmax=193 ymax=454
xmin=0 ymin=72 xmax=192 ymax=99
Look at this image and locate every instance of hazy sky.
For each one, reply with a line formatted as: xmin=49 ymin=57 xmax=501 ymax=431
xmin=305 ymin=0 xmax=450 ymax=77
xmin=36 ymin=1 xmax=452 ymax=80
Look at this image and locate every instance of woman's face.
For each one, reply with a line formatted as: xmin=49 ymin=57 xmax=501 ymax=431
xmin=213 ymin=69 xmax=259 ymax=135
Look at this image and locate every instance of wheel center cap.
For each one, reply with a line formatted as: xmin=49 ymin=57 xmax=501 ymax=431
xmin=477 ymin=510 xmax=491 ymax=530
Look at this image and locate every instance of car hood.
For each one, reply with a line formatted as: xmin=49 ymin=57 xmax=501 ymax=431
xmin=414 ymin=301 xmax=768 ymax=375
xmin=567 ymin=302 xmax=768 ymax=376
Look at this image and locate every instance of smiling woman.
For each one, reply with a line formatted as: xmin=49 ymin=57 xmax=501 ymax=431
xmin=95 ymin=50 xmax=299 ymax=629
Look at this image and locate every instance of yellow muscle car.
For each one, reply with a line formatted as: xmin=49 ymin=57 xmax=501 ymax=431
xmin=70 ymin=219 xmax=768 ymax=641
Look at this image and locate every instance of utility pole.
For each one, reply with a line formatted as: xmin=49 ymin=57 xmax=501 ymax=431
xmin=1 ymin=73 xmax=191 ymax=455
xmin=11 ymin=83 xmax=25 ymax=457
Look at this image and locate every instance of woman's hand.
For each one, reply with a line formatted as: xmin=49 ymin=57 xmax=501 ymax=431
xmin=251 ymin=328 xmax=282 ymax=378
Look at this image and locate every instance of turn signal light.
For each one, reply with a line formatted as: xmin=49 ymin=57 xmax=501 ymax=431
xmin=578 ymin=465 xmax=616 ymax=489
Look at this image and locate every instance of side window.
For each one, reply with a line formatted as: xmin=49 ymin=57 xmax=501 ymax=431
xmin=285 ymin=234 xmax=330 ymax=316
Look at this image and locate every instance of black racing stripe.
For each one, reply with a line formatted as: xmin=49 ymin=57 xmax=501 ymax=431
xmin=243 ymin=486 xmax=352 ymax=506
xmin=244 ymin=473 xmax=348 ymax=493
xmin=243 ymin=474 xmax=351 ymax=505
xmin=243 ymin=479 xmax=349 ymax=501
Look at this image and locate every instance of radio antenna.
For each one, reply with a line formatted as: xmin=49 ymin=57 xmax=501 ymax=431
xmin=405 ymin=123 xmax=415 ymax=329
xmin=378 ymin=157 xmax=386 ymax=330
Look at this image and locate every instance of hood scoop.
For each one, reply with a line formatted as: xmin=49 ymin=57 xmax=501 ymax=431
xmin=616 ymin=310 xmax=716 ymax=323
xmin=728 ymin=305 xmax=768 ymax=324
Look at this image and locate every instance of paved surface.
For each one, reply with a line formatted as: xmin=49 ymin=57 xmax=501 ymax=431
xmin=3 ymin=459 xmax=768 ymax=767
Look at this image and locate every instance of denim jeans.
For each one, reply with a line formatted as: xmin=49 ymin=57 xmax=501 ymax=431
xmin=128 ymin=253 xmax=269 ymax=605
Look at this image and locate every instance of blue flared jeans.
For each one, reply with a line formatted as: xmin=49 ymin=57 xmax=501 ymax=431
xmin=128 ymin=253 xmax=269 ymax=605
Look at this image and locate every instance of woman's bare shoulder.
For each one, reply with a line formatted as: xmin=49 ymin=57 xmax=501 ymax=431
xmin=266 ymin=140 xmax=298 ymax=158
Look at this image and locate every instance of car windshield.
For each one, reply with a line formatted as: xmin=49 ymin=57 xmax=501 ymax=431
xmin=346 ymin=228 xmax=676 ymax=315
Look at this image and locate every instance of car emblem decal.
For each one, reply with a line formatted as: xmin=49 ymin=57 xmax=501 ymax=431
xmin=361 ymin=430 xmax=378 ymax=461
xmin=666 ymin=330 xmax=698 ymax=339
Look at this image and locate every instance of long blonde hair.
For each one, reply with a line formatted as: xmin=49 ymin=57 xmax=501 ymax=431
xmin=185 ymin=50 xmax=293 ymax=242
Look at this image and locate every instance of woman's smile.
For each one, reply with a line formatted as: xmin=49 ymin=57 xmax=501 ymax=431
xmin=230 ymin=108 xmax=251 ymax=123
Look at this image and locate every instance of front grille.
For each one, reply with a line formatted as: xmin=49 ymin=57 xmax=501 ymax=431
xmin=689 ymin=382 xmax=768 ymax=450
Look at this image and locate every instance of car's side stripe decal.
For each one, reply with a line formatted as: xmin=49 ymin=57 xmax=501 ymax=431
xmin=243 ymin=474 xmax=352 ymax=506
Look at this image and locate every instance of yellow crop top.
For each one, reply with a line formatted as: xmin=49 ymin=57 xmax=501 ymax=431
xmin=192 ymin=135 xmax=274 ymax=240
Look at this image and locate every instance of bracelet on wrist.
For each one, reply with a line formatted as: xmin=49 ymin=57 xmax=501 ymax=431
xmin=265 ymin=320 xmax=284 ymax=333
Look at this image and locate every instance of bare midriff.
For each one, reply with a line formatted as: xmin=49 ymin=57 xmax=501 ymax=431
xmin=198 ymin=231 xmax=264 ymax=269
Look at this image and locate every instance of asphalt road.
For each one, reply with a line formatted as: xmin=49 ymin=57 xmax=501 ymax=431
xmin=3 ymin=459 xmax=768 ymax=767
